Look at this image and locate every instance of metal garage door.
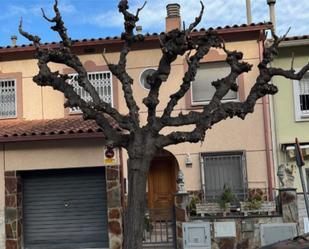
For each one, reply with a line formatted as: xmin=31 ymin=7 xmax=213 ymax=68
xmin=22 ymin=167 xmax=109 ymax=249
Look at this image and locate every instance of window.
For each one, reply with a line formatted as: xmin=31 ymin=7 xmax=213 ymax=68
xmin=293 ymin=73 xmax=309 ymax=121
xmin=69 ymin=71 xmax=113 ymax=113
xmin=202 ymin=151 xmax=247 ymax=201
xmin=140 ymin=68 xmax=156 ymax=90
xmin=191 ymin=61 xmax=238 ymax=105
xmin=0 ymin=79 xmax=16 ymax=119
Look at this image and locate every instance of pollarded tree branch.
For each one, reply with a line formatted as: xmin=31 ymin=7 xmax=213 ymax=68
xmin=143 ymin=3 xmax=205 ymax=127
xmin=41 ymin=0 xmax=72 ymax=47
xmin=136 ymin=1 xmax=147 ymax=18
xmin=187 ymin=1 xmax=205 ymax=33
xmin=19 ymin=6 xmax=133 ymax=139
xmin=21 ymin=1 xmax=101 ymax=106
xmin=159 ymin=33 xmax=252 ymax=134
xmin=158 ymin=30 xmax=308 ymax=147
xmin=33 ymin=53 xmax=128 ymax=146
xmin=159 ymin=31 xmax=222 ymax=126
xmin=39 ymin=1 xmax=103 ymax=107
xmin=269 ymin=64 xmax=309 ymax=79
xmin=206 ymin=42 xmax=253 ymax=106
xmin=103 ymin=0 xmax=146 ymax=129
xmin=207 ymin=31 xmax=309 ymax=128
xmin=19 ymin=18 xmax=41 ymax=49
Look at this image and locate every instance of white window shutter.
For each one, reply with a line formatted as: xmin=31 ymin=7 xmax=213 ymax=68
xmin=293 ymin=73 xmax=309 ymax=121
xmin=191 ymin=61 xmax=238 ymax=105
xmin=68 ymin=71 xmax=113 ymax=113
xmin=0 ymin=79 xmax=16 ymax=119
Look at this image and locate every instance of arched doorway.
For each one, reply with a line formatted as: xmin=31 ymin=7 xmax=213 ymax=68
xmin=147 ymin=149 xmax=179 ymax=219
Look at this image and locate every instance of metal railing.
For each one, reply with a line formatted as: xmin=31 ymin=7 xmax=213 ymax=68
xmin=143 ymin=207 xmax=176 ymax=248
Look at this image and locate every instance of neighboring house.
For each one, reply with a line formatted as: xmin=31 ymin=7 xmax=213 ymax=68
xmin=0 ymin=64 xmax=123 ymax=248
xmin=0 ymin=4 xmax=275 ymax=249
xmin=271 ymin=35 xmax=309 ymax=233
xmin=271 ymin=35 xmax=309 ymax=191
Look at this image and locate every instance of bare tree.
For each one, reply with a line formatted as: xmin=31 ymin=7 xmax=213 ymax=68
xmin=19 ymin=0 xmax=309 ymax=248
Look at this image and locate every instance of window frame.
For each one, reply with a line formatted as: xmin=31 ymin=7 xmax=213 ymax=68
xmin=0 ymin=72 xmax=22 ymax=120
xmin=68 ymin=70 xmax=114 ymax=114
xmin=0 ymin=78 xmax=17 ymax=119
xmin=190 ymin=61 xmax=240 ymax=106
xmin=293 ymin=71 xmax=309 ymax=121
xmin=139 ymin=68 xmax=156 ymax=91
xmin=200 ymin=150 xmax=248 ymax=201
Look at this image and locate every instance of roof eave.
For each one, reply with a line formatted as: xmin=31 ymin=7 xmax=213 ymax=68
xmin=0 ymin=23 xmax=272 ymax=55
xmin=280 ymin=39 xmax=309 ymax=48
xmin=0 ymin=133 xmax=105 ymax=143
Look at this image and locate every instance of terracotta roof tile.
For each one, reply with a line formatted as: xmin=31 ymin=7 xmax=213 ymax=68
xmin=0 ymin=117 xmax=106 ymax=142
xmin=284 ymin=35 xmax=309 ymax=41
xmin=0 ymin=22 xmax=272 ymax=51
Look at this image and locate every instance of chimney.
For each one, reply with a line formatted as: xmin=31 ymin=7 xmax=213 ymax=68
xmin=166 ymin=3 xmax=181 ymax=32
xmin=136 ymin=25 xmax=142 ymax=34
xmin=246 ymin=0 xmax=252 ymax=24
xmin=11 ymin=35 xmax=17 ymax=47
xmin=267 ymin=0 xmax=276 ymax=32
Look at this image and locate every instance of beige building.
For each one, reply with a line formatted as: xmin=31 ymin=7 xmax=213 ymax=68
xmin=0 ymin=5 xmax=275 ymax=249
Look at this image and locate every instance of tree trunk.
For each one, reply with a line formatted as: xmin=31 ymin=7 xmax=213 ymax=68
xmin=123 ymin=157 xmax=151 ymax=249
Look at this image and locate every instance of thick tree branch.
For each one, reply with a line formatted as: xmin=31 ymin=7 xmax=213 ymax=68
xmin=19 ymin=7 xmax=133 ymax=141
xmin=269 ymin=64 xmax=309 ymax=79
xmin=143 ymin=3 xmax=205 ymax=127
xmin=103 ymin=0 xmax=146 ymax=129
xmin=33 ymin=55 xmax=128 ymax=146
xmin=207 ymin=32 xmax=309 ymax=128
xmin=39 ymin=1 xmax=103 ymax=106
xmin=187 ymin=1 xmax=205 ymax=33
xmin=159 ymin=34 xmax=252 ymax=135
xmin=19 ymin=18 xmax=41 ymax=48
xmin=158 ymin=30 xmax=308 ymax=147
xmin=160 ymin=31 xmax=222 ymax=126
xmin=41 ymin=0 xmax=72 ymax=47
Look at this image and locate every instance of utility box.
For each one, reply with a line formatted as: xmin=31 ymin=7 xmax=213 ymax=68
xmin=214 ymin=221 xmax=236 ymax=237
xmin=260 ymin=223 xmax=297 ymax=246
xmin=183 ymin=222 xmax=211 ymax=249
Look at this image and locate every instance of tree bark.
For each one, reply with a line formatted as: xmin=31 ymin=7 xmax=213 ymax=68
xmin=123 ymin=156 xmax=151 ymax=249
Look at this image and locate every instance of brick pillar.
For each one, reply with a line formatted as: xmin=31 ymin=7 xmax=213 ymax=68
xmin=5 ymin=171 xmax=22 ymax=249
xmin=106 ymin=166 xmax=123 ymax=249
xmin=175 ymin=193 xmax=189 ymax=249
xmin=279 ymin=188 xmax=298 ymax=223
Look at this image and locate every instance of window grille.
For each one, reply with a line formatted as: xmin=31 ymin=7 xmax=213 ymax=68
xmin=202 ymin=152 xmax=247 ymax=201
xmin=191 ymin=61 xmax=238 ymax=105
xmin=299 ymin=74 xmax=309 ymax=115
xmin=0 ymin=79 xmax=16 ymax=118
xmin=68 ymin=71 xmax=113 ymax=113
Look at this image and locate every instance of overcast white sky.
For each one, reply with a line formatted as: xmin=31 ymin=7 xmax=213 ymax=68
xmin=0 ymin=0 xmax=308 ymax=46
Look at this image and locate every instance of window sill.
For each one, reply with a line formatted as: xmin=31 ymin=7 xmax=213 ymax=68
xmin=189 ymin=99 xmax=239 ymax=109
xmin=0 ymin=116 xmax=18 ymax=120
xmin=295 ymin=114 xmax=309 ymax=122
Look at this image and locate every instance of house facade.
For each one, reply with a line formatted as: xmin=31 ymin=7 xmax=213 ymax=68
xmin=271 ymin=36 xmax=309 ymax=191
xmin=0 ymin=49 xmax=124 ymax=248
xmin=271 ymin=36 xmax=309 ymax=234
xmin=0 ymin=5 xmax=275 ymax=249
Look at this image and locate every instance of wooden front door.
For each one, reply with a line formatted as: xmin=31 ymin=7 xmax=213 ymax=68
xmin=148 ymin=157 xmax=176 ymax=213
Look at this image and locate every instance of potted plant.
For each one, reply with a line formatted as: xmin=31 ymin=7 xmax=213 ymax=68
xmin=187 ymin=195 xmax=200 ymax=216
xmin=217 ymin=184 xmax=236 ymax=215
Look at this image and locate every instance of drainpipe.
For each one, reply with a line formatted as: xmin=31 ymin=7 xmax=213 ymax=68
xmin=246 ymin=0 xmax=252 ymax=24
xmin=199 ymin=154 xmax=205 ymax=202
xmin=267 ymin=0 xmax=276 ymax=33
xmin=259 ymin=31 xmax=274 ymax=200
